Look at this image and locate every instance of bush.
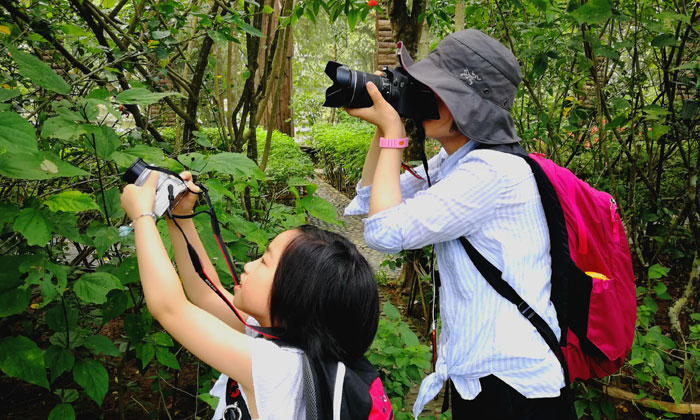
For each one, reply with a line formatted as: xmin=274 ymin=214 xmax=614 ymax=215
xmin=312 ymin=121 xmax=375 ymax=194
xmin=256 ymin=127 xmax=314 ymax=189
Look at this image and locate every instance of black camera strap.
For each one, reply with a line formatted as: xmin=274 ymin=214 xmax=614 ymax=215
xmin=143 ymin=165 xmax=281 ymax=339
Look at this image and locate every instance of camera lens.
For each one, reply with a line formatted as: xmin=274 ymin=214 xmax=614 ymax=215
xmin=123 ymin=158 xmax=148 ymax=184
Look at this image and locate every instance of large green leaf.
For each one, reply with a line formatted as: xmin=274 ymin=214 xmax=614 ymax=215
xmin=41 ymin=117 xmax=85 ymax=143
xmin=0 ymin=88 xmax=21 ymax=102
xmin=73 ymin=272 xmax=123 ymax=304
xmin=48 ymin=403 xmax=75 ymax=420
xmin=13 ymin=207 xmax=52 ymax=246
xmin=206 ymin=152 xmax=265 ymax=179
xmin=97 ymin=188 xmax=125 ymax=220
xmin=570 ymin=0 xmax=612 ymax=24
xmin=115 ymin=88 xmax=183 ymax=106
xmin=299 ymin=196 xmax=340 ymax=225
xmin=72 ymin=358 xmax=108 ymax=405
xmin=44 ymin=345 xmax=75 ymax=383
xmin=83 ymin=336 xmax=120 ymax=357
xmin=87 ymin=224 xmax=120 ymax=258
xmin=0 ymin=335 xmax=49 ymax=389
xmin=0 ymin=111 xmax=38 ymax=154
xmin=155 ymin=346 xmax=180 ymax=370
xmin=82 ymin=124 xmax=120 ymax=160
xmin=45 ymin=190 xmax=100 ymax=213
xmin=8 ymin=45 xmax=70 ymax=94
xmin=0 ymin=151 xmax=88 ymax=179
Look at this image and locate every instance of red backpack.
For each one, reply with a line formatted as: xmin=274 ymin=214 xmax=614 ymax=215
xmin=463 ymin=144 xmax=637 ymax=383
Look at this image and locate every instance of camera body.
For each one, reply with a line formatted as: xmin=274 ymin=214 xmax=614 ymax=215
xmin=322 ymin=61 xmax=439 ymax=121
xmin=122 ymin=158 xmax=188 ymax=217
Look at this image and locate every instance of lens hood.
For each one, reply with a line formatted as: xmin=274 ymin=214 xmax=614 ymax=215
xmin=123 ymin=158 xmax=148 ymax=184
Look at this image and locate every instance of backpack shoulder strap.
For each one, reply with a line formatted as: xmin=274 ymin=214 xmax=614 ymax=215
xmin=458 ymin=237 xmax=569 ymax=386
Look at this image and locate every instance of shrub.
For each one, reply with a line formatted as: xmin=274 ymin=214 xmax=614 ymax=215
xmin=256 ymin=127 xmax=314 ymax=193
xmin=311 ymin=121 xmax=374 ymax=194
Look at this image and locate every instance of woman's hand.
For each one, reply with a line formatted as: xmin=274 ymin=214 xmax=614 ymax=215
xmin=121 ymin=171 xmax=159 ymax=221
xmin=345 ymin=81 xmax=405 ymax=138
xmin=169 ymin=171 xmax=201 ymax=217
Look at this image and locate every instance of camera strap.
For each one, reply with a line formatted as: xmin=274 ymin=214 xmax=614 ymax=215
xmin=143 ymin=165 xmax=281 ymax=339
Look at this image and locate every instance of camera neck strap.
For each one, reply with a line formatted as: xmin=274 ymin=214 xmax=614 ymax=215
xmin=144 ymin=165 xmax=281 ymax=339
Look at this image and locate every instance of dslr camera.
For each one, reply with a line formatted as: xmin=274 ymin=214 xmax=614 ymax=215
xmin=122 ymin=158 xmax=188 ymax=217
xmin=322 ymin=61 xmax=438 ymax=121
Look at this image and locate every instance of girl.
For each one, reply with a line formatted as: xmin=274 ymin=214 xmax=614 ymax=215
xmin=120 ymin=171 xmax=381 ymax=419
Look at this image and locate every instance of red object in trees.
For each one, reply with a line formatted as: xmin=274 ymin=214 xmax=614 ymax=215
xmin=368 ymin=0 xmax=378 ymax=7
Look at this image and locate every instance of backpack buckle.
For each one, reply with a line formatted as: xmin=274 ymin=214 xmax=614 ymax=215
xmin=517 ymin=301 xmax=535 ymax=319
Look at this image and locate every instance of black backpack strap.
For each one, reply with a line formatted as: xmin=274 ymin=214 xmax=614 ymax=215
xmin=458 ymin=237 xmax=576 ymax=419
xmin=302 ymin=354 xmax=321 ymax=420
xmin=475 ymin=142 xmax=570 ymax=344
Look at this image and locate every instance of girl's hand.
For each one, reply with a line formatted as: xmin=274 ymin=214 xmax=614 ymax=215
xmin=121 ymin=171 xmax=159 ymax=221
xmin=345 ymin=81 xmax=404 ymax=136
xmin=169 ymin=171 xmax=201 ymax=217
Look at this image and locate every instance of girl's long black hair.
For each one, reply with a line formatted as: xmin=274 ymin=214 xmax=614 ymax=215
xmin=268 ymin=225 xmax=379 ymax=362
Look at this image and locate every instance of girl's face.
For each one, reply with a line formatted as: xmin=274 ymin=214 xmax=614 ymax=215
xmin=422 ymin=96 xmax=469 ymax=154
xmin=234 ymin=229 xmax=298 ymax=327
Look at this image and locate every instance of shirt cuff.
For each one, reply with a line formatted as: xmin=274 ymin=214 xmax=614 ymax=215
xmin=363 ymin=204 xmax=406 ymax=254
xmin=344 ymin=181 xmax=372 ymax=216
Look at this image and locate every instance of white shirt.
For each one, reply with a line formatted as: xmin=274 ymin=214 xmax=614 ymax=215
xmin=345 ymin=142 xmax=565 ymax=418
xmin=210 ymin=320 xmax=305 ymax=420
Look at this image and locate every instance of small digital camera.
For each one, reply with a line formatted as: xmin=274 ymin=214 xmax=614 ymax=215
xmin=122 ymin=158 xmax=188 ymax=217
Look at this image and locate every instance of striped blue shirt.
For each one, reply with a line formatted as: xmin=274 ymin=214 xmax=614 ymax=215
xmin=344 ymin=141 xmax=564 ymax=418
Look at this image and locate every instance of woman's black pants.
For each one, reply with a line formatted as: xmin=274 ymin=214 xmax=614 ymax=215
xmin=449 ymin=375 xmax=571 ymax=420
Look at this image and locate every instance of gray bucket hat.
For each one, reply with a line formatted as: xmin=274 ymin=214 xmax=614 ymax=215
xmin=399 ymin=29 xmax=522 ymax=145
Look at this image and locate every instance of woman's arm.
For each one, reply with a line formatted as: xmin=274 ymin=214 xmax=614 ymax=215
xmin=346 ymin=82 xmax=406 ymax=216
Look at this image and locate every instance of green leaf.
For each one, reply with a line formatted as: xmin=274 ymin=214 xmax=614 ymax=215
xmin=0 ymin=88 xmax=21 ymax=102
xmin=570 ymin=0 xmax=612 ymax=25
xmin=651 ymin=34 xmax=677 ymax=48
xmin=206 ymin=152 xmax=265 ymax=179
xmin=0 ymin=151 xmax=88 ymax=179
xmin=300 ymin=196 xmax=340 ymax=225
xmin=8 ymin=45 xmax=70 ymax=94
xmin=135 ymin=343 xmax=155 ymax=369
xmin=233 ymin=19 xmax=264 ymax=37
xmin=667 ymin=376 xmax=683 ymax=404
xmin=116 ymin=88 xmax=184 ymax=106
xmin=648 ymin=123 xmax=670 ymax=141
xmin=532 ymin=53 xmax=548 ymax=79
xmin=73 ymin=358 xmax=108 ymax=405
xmin=151 ymin=332 xmax=174 ymax=347
xmin=82 ymin=125 xmax=121 ymax=160
xmin=125 ymin=312 xmax=152 ymax=342
xmin=648 ymin=263 xmax=670 ymax=279
xmin=0 ymin=335 xmax=49 ymax=389
xmin=45 ymin=190 xmax=100 ymax=213
xmin=87 ymin=223 xmax=120 ymax=258
xmin=84 ymin=336 xmax=120 ymax=357
xmin=41 ymin=117 xmax=86 ymax=143
xmin=0 ymin=111 xmax=38 ymax=154
xmin=45 ymin=345 xmax=75 ymax=382
xmin=399 ymin=323 xmax=420 ymax=347
xmin=152 ymin=30 xmax=171 ymax=40
xmin=155 ymin=347 xmax=180 ymax=370
xmin=383 ymin=302 xmax=401 ymax=321
xmin=74 ymin=272 xmax=123 ymax=304
xmin=0 ymin=287 xmax=31 ymax=316
xmin=13 ymin=207 xmax=52 ymax=246
xmin=48 ymin=403 xmax=75 ymax=420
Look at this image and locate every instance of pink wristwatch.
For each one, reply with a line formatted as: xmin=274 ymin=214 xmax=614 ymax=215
xmin=379 ymin=137 xmax=409 ymax=148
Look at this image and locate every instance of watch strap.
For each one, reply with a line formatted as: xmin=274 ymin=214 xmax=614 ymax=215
xmin=379 ymin=137 xmax=409 ymax=148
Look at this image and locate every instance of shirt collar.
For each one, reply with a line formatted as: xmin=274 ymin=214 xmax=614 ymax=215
xmin=438 ymin=140 xmax=479 ymax=178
